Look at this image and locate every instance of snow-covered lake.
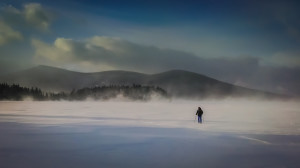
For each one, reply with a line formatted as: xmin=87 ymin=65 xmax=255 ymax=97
xmin=0 ymin=99 xmax=299 ymax=167
xmin=1 ymin=99 xmax=299 ymax=135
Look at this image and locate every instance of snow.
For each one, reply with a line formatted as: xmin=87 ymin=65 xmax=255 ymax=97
xmin=0 ymin=99 xmax=299 ymax=168
xmin=0 ymin=99 xmax=299 ymax=135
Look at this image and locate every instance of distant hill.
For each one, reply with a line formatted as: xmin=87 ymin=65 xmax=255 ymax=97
xmin=0 ymin=65 xmax=285 ymax=99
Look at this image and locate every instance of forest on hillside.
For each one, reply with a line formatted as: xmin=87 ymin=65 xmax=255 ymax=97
xmin=0 ymin=83 xmax=168 ymax=101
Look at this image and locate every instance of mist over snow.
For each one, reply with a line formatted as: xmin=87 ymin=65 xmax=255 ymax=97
xmin=1 ymin=99 xmax=300 ymax=168
xmin=0 ymin=99 xmax=299 ymax=135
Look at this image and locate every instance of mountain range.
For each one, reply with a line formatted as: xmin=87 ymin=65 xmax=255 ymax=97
xmin=0 ymin=65 xmax=286 ymax=99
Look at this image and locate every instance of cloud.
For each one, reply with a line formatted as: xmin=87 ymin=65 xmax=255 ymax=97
xmin=32 ymin=36 xmax=261 ymax=75
xmin=32 ymin=36 xmax=207 ymax=72
xmin=0 ymin=3 xmax=53 ymax=32
xmin=32 ymin=36 xmax=300 ymax=96
xmin=0 ymin=3 xmax=54 ymax=73
xmin=0 ymin=20 xmax=23 ymax=45
xmin=268 ymin=51 xmax=300 ymax=67
xmin=23 ymin=3 xmax=53 ymax=31
xmin=32 ymin=37 xmax=116 ymax=71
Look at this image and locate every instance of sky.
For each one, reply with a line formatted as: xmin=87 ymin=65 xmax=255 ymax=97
xmin=0 ymin=0 xmax=299 ymax=96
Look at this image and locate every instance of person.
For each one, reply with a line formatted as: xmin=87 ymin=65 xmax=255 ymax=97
xmin=196 ymin=107 xmax=203 ymax=123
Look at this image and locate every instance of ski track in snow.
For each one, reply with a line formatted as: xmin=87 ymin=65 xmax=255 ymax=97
xmin=238 ymin=135 xmax=272 ymax=145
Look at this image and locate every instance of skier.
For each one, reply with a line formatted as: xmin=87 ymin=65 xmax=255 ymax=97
xmin=195 ymin=107 xmax=203 ymax=123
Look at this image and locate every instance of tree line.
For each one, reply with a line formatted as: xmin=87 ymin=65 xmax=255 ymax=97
xmin=0 ymin=83 xmax=168 ymax=101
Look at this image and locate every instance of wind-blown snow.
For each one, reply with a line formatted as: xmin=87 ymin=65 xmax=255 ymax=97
xmin=0 ymin=99 xmax=300 ymax=168
xmin=0 ymin=99 xmax=299 ymax=135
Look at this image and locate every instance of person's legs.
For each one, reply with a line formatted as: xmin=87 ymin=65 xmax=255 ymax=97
xmin=200 ymin=115 xmax=202 ymax=123
xmin=198 ymin=116 xmax=201 ymax=123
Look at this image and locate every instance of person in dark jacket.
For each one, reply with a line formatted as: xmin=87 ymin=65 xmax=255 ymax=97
xmin=196 ymin=107 xmax=203 ymax=123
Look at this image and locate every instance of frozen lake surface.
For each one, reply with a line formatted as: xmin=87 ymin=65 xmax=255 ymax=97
xmin=0 ymin=100 xmax=300 ymax=167
xmin=1 ymin=99 xmax=300 ymax=134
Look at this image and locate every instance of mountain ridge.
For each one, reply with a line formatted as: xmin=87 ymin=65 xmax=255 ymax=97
xmin=0 ymin=65 xmax=286 ymax=99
